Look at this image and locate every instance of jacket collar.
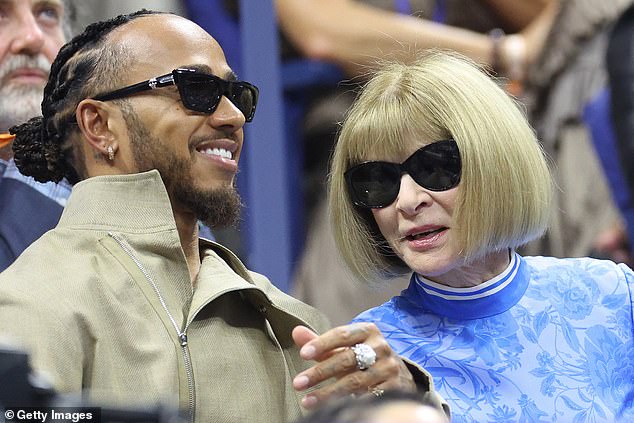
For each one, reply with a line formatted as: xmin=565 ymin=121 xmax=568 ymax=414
xmin=59 ymin=170 xmax=176 ymax=232
xmin=60 ymin=170 xmax=321 ymax=335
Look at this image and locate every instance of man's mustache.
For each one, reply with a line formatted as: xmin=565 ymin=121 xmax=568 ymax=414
xmin=0 ymin=54 xmax=51 ymax=85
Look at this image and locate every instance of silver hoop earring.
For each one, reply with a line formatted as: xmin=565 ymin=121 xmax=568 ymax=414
xmin=107 ymin=145 xmax=115 ymax=161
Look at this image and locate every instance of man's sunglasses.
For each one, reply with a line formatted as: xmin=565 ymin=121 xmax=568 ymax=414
xmin=93 ymin=68 xmax=259 ymax=122
xmin=345 ymin=139 xmax=461 ymax=208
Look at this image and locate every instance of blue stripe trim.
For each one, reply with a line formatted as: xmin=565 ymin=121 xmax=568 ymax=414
xmin=405 ymin=253 xmax=530 ymax=319
xmin=415 ymin=253 xmax=519 ymax=298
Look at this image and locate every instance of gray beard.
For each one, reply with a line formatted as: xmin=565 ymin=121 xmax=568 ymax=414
xmin=0 ymin=54 xmax=50 ymax=132
xmin=0 ymin=83 xmax=43 ymax=132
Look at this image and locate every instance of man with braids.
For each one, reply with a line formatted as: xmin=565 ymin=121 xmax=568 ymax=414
xmin=0 ymin=0 xmax=76 ymax=271
xmin=0 ymin=10 xmax=447 ymax=423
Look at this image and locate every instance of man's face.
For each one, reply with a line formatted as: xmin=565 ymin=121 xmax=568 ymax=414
xmin=124 ymin=104 xmax=242 ymax=228
xmin=0 ymin=0 xmax=66 ymax=130
xmin=108 ymin=15 xmax=247 ymax=226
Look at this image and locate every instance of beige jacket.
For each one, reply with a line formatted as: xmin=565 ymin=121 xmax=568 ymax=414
xmin=0 ymin=171 xmax=443 ymax=422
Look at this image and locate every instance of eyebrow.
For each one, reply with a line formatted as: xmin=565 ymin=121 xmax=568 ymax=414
xmin=180 ymin=64 xmax=239 ymax=82
xmin=0 ymin=0 xmax=64 ymax=11
xmin=33 ymin=0 xmax=64 ymax=9
xmin=36 ymin=0 xmax=64 ymax=5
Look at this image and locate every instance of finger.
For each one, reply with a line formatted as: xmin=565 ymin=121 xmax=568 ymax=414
xmin=294 ymin=337 xmax=402 ymax=392
xmin=299 ymin=357 xmax=403 ymax=409
xmin=298 ymin=322 xmax=380 ymax=360
xmin=367 ymin=358 xmax=416 ymax=393
xmin=292 ymin=325 xmax=319 ymax=349
xmin=293 ymin=346 xmax=358 ymax=391
xmin=366 ymin=384 xmax=387 ymax=398
xmin=292 ymin=326 xmax=343 ymax=364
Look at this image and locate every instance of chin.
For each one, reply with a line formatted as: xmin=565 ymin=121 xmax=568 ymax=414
xmin=403 ymin=251 xmax=461 ymax=278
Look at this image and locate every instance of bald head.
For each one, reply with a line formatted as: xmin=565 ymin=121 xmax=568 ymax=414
xmin=104 ymin=14 xmax=232 ymax=90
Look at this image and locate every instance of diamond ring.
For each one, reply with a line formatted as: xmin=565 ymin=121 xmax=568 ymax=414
xmin=351 ymin=343 xmax=377 ymax=370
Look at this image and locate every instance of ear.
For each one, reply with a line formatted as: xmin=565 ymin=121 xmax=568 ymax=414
xmin=75 ymin=99 xmax=120 ymax=159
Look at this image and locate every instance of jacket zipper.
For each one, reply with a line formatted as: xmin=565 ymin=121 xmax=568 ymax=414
xmin=108 ymin=232 xmax=195 ymax=422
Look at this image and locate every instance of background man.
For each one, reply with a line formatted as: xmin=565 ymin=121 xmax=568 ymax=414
xmin=0 ymin=0 xmax=75 ymax=270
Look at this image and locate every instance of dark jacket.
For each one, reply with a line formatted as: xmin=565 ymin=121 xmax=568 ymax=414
xmin=0 ymin=177 xmax=63 ymax=271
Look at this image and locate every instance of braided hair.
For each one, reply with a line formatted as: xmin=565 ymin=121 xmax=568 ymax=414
xmin=10 ymin=9 xmax=163 ymax=184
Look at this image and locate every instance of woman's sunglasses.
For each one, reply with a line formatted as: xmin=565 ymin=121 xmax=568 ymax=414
xmin=344 ymin=139 xmax=461 ymax=209
xmin=92 ymin=68 xmax=259 ymax=122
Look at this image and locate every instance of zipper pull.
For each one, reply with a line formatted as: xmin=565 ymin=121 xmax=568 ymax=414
xmin=179 ymin=333 xmax=188 ymax=347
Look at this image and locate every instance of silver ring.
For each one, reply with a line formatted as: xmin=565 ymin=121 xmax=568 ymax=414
xmin=351 ymin=343 xmax=376 ymax=370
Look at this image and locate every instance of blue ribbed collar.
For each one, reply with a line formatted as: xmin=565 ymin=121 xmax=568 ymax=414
xmin=403 ymin=252 xmax=530 ymax=320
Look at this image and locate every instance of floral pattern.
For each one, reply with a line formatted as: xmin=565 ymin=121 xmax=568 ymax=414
xmin=354 ymin=255 xmax=634 ymax=422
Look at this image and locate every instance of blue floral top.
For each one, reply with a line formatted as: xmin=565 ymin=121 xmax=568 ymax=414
xmin=353 ymin=253 xmax=634 ymax=422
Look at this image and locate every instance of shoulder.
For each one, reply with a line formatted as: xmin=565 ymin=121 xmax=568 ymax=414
xmin=522 ymin=255 xmax=634 ymax=307
xmin=249 ymin=269 xmax=331 ymax=332
xmin=0 ymin=233 xmax=87 ymax=351
xmin=0 ymin=227 xmax=117 ymax=297
xmin=352 ymin=295 xmax=417 ymax=332
xmin=200 ymin=239 xmax=332 ymax=332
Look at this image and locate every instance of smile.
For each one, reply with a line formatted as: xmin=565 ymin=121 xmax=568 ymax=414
xmin=198 ymin=147 xmax=233 ymax=160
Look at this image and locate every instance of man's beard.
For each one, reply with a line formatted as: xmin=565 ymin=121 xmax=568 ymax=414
xmin=124 ymin=107 xmax=242 ymax=229
xmin=0 ymin=55 xmax=50 ymax=131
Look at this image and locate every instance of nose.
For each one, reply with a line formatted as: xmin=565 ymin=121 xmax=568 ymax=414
xmin=10 ymin=12 xmax=46 ymax=55
xmin=207 ymin=96 xmax=246 ymax=132
xmin=394 ymin=173 xmax=432 ymax=215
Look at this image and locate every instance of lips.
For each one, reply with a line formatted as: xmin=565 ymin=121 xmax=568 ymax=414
xmin=404 ymin=225 xmax=448 ymax=241
xmin=192 ymin=138 xmax=241 ymax=175
xmin=197 ymin=146 xmax=233 ymax=160
xmin=4 ymin=68 xmax=48 ymax=84
xmin=401 ymin=225 xmax=449 ymax=251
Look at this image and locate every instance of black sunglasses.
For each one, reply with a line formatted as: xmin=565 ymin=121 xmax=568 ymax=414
xmin=92 ymin=68 xmax=259 ymax=122
xmin=345 ymin=139 xmax=461 ymax=208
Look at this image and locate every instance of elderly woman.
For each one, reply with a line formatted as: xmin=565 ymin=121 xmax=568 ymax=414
xmin=329 ymin=51 xmax=634 ymax=422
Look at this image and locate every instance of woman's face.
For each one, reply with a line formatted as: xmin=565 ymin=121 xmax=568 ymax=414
xmin=370 ymin=141 xmax=464 ymax=282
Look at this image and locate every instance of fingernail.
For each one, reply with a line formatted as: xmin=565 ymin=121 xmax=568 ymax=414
xmin=294 ymin=375 xmax=309 ymax=390
xmin=301 ymin=344 xmax=316 ymax=359
xmin=302 ymin=395 xmax=318 ymax=408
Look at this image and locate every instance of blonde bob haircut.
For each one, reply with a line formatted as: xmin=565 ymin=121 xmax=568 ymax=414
xmin=329 ymin=51 xmax=553 ymax=281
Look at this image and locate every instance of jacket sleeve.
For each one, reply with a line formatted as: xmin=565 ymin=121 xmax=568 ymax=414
xmin=401 ymin=357 xmax=451 ymax=418
xmin=0 ymin=282 xmax=85 ymax=395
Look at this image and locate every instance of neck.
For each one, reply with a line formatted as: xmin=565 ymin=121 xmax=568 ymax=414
xmin=426 ymin=249 xmax=512 ymax=288
xmin=173 ymin=209 xmax=201 ymax=287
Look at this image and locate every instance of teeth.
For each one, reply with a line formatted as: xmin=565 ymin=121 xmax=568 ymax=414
xmin=409 ymin=229 xmax=442 ymax=240
xmin=201 ymin=147 xmax=232 ymax=160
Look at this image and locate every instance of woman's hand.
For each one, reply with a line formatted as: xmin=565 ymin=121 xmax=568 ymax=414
xmin=292 ymin=322 xmax=415 ymax=409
